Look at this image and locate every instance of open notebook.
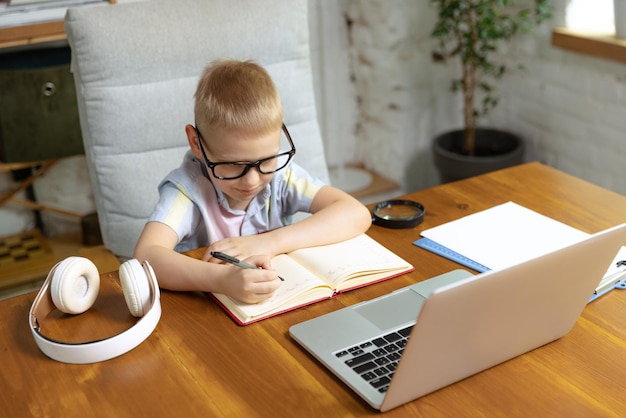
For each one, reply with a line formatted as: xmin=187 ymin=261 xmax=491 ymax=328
xmin=210 ymin=234 xmax=413 ymax=325
xmin=290 ymin=222 xmax=626 ymax=411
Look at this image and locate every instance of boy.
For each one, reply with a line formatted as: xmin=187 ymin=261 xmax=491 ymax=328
xmin=133 ymin=60 xmax=371 ymax=304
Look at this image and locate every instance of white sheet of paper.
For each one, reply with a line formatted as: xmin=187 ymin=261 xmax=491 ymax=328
xmin=421 ymin=202 xmax=590 ymax=270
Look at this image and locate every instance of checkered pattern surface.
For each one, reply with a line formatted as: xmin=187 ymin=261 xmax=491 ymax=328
xmin=0 ymin=230 xmax=50 ymax=268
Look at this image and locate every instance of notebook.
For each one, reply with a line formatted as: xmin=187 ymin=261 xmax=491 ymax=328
xmin=209 ymin=234 xmax=413 ymax=325
xmin=289 ymin=222 xmax=626 ymax=412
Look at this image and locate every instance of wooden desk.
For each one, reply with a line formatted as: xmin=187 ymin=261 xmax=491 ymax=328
xmin=1 ymin=162 xmax=626 ymax=417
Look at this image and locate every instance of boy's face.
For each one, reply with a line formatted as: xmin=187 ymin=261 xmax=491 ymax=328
xmin=187 ymin=125 xmax=282 ymax=211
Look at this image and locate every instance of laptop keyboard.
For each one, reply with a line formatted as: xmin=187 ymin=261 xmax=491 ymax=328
xmin=334 ymin=325 xmax=413 ymax=393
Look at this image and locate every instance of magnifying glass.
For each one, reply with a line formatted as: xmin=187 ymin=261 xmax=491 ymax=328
xmin=371 ymin=200 xmax=425 ymax=229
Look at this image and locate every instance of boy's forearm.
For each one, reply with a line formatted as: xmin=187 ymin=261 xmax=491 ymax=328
xmin=264 ymin=199 xmax=371 ymax=255
xmin=134 ymin=244 xmax=225 ymax=292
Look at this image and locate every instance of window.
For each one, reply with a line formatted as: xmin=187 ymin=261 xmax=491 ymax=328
xmin=552 ymin=1 xmax=626 ymax=65
xmin=566 ymin=0 xmax=614 ymax=34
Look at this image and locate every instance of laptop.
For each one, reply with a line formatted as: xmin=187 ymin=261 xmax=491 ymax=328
xmin=289 ymin=222 xmax=626 ymax=412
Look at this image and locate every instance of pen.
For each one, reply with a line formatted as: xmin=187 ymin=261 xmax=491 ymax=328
xmin=210 ymin=251 xmax=284 ymax=281
xmin=594 ymin=268 xmax=626 ymax=295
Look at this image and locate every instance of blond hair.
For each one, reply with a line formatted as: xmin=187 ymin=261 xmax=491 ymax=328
xmin=194 ymin=60 xmax=283 ymax=135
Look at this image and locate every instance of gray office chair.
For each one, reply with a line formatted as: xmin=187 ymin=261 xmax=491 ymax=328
xmin=65 ymin=0 xmax=329 ymax=261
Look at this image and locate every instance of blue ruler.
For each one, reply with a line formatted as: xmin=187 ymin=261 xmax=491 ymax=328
xmin=413 ymin=238 xmax=490 ymax=273
xmin=415 ymin=238 xmax=626 ymax=304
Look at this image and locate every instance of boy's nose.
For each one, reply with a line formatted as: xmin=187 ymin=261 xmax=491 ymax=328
xmin=240 ymin=166 xmax=261 ymax=184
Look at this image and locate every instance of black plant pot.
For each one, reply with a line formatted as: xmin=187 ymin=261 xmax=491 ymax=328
xmin=433 ymin=128 xmax=524 ymax=183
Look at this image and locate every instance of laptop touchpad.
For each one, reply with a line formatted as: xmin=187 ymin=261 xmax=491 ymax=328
xmin=354 ymin=289 xmax=425 ymax=331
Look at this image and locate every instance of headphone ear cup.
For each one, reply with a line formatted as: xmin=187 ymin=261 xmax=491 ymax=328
xmin=50 ymin=257 xmax=100 ymax=315
xmin=119 ymin=259 xmax=151 ymax=318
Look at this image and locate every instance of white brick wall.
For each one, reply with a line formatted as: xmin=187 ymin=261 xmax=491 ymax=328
xmin=342 ymin=0 xmax=442 ymax=192
xmin=493 ymin=22 xmax=626 ymax=195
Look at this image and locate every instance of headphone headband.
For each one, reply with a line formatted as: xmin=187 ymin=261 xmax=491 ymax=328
xmin=29 ymin=259 xmax=161 ymax=364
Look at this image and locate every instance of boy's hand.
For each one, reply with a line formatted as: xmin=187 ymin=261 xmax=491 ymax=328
xmin=203 ymin=235 xmax=274 ymax=263
xmin=213 ymin=254 xmax=282 ymax=304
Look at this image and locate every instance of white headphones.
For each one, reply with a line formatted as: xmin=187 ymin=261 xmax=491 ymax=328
xmin=29 ymin=256 xmax=161 ymax=364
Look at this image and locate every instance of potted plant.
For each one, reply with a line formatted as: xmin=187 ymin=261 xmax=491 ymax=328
xmin=430 ymin=0 xmax=552 ymax=182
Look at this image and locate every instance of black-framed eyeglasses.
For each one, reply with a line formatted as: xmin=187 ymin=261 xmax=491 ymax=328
xmin=195 ymin=123 xmax=296 ymax=180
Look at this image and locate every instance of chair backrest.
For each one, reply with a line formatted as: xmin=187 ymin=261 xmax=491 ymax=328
xmin=65 ymin=0 xmax=329 ymax=260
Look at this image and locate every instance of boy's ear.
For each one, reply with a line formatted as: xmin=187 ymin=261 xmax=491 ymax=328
xmin=185 ymin=124 xmax=203 ymax=159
